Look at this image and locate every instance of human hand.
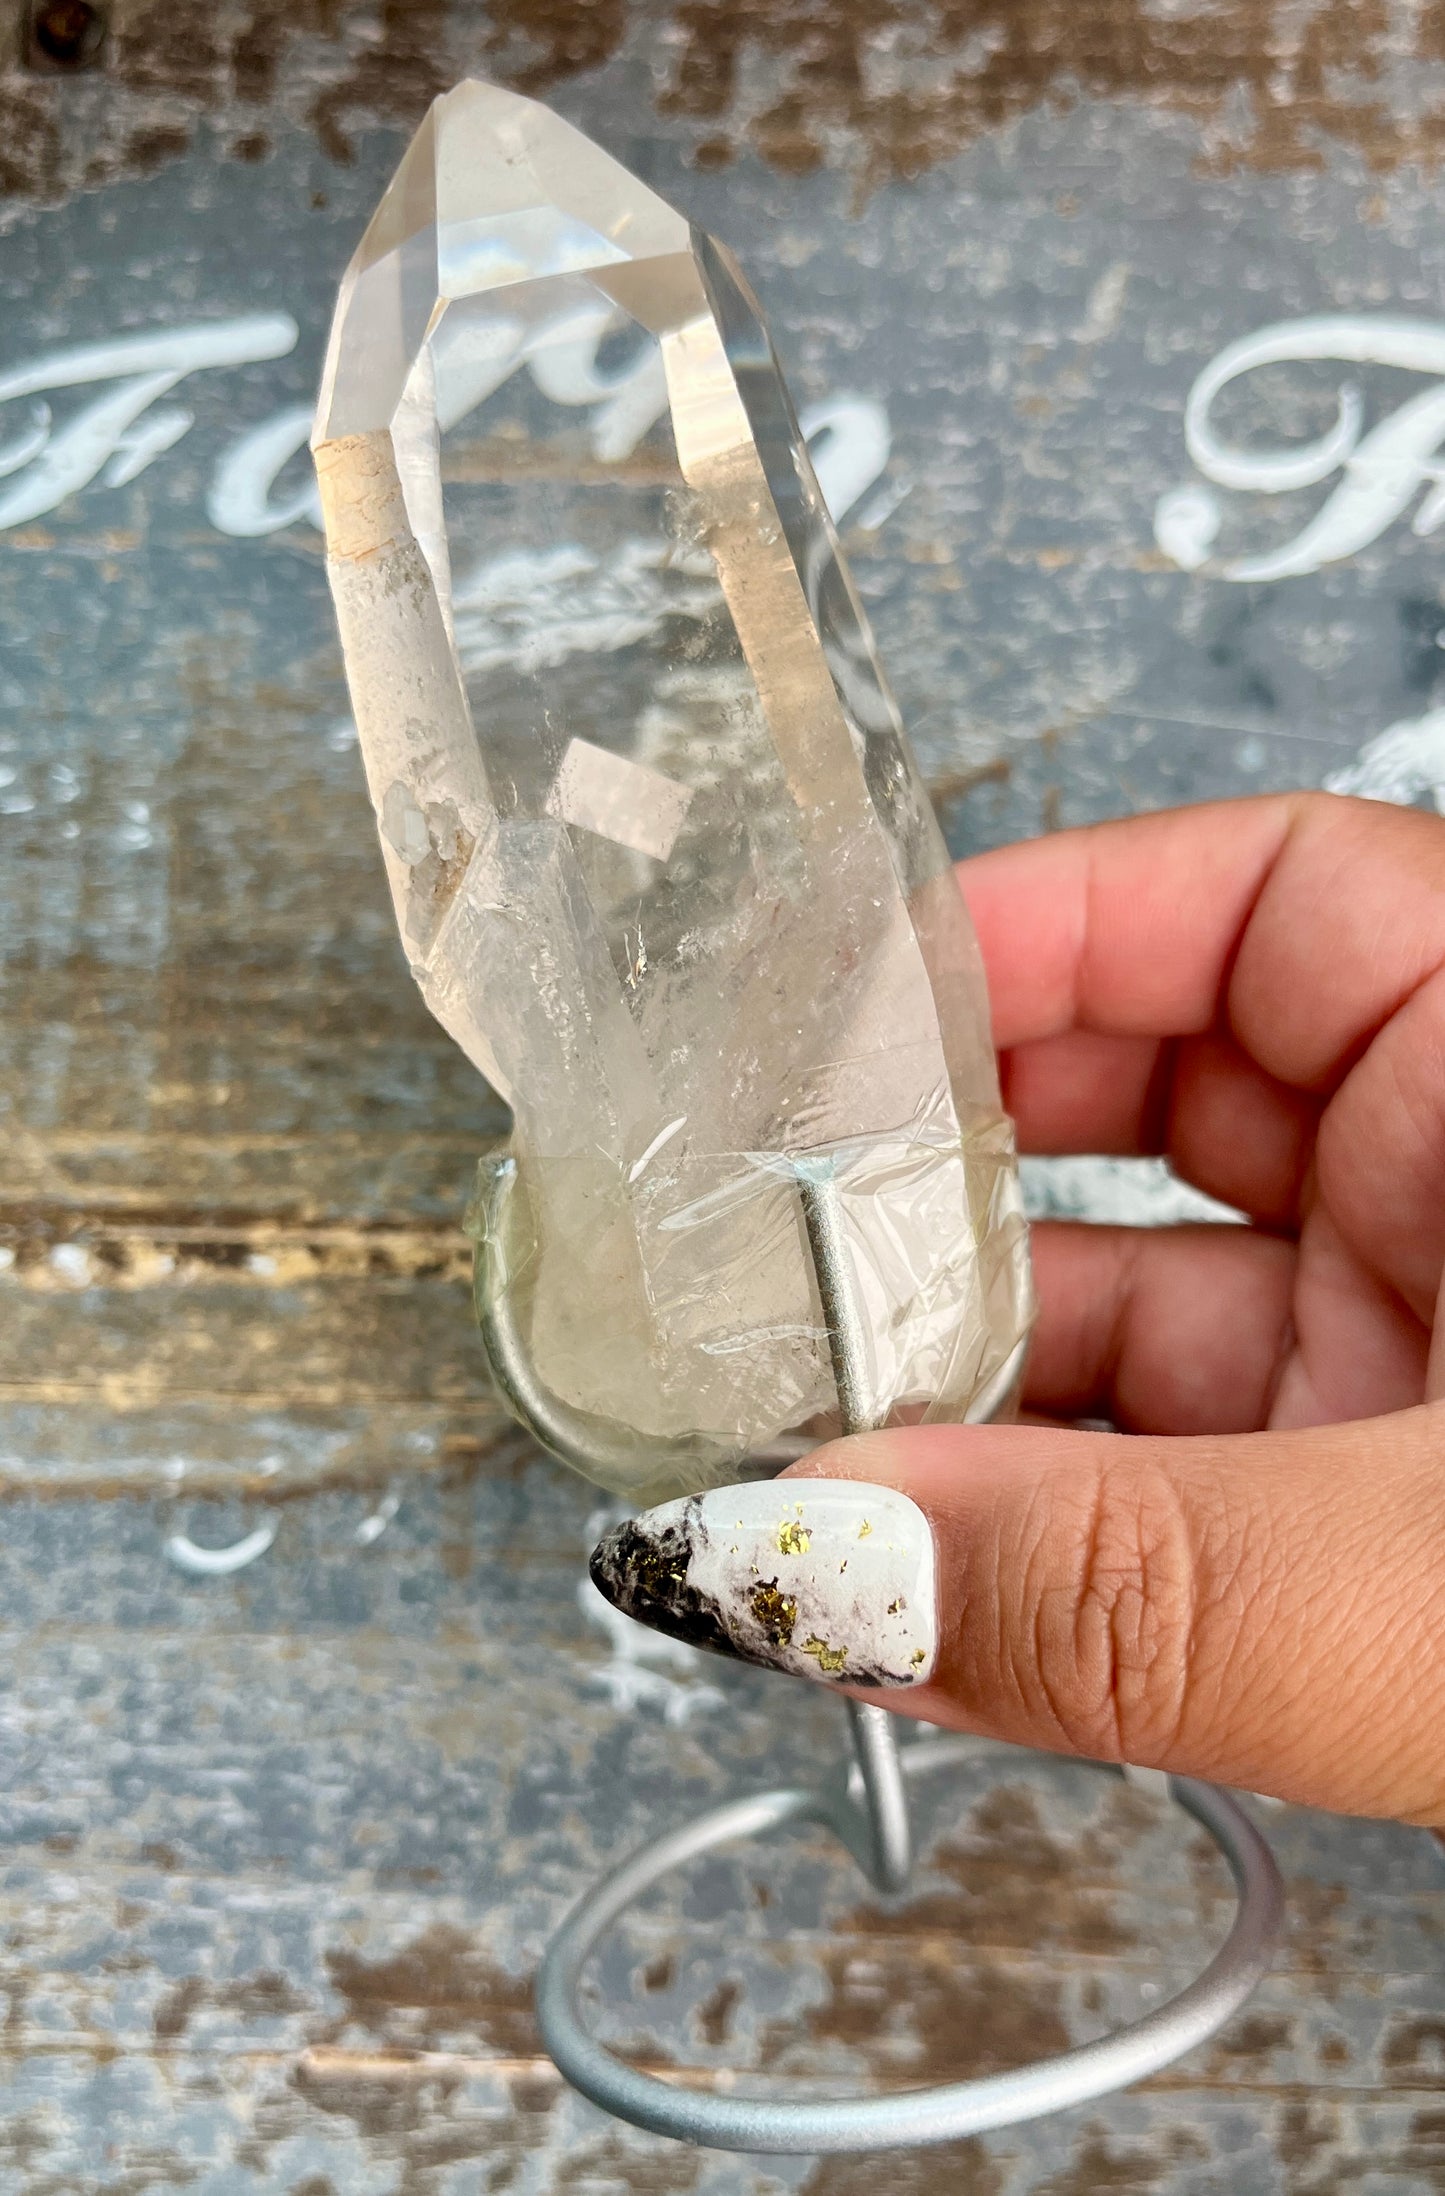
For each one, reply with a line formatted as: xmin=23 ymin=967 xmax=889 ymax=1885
xmin=591 ymin=795 xmax=1445 ymax=1822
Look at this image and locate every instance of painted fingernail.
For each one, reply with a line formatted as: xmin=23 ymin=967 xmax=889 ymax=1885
xmin=588 ymin=1480 xmax=936 ymax=1686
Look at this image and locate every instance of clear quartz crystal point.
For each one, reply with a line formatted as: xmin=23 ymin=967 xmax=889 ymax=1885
xmin=312 ymin=81 xmax=1033 ymax=1503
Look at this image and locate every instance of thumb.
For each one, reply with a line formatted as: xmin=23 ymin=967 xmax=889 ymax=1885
xmin=786 ymin=1410 xmax=1445 ymax=1823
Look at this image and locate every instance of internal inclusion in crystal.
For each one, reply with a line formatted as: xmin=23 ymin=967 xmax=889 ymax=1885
xmin=312 ymin=81 xmax=1033 ymax=1501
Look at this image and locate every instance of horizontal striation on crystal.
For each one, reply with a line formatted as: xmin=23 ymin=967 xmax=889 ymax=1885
xmin=312 ymin=81 xmax=1033 ymax=1502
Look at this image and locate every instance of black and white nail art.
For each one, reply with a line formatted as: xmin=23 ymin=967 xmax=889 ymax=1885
xmin=588 ymin=1481 xmax=937 ymax=1686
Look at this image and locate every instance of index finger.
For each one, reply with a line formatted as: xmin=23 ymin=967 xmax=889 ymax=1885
xmin=957 ymin=792 xmax=1445 ymax=1091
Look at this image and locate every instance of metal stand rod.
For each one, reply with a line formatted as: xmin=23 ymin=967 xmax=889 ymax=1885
xmin=796 ymin=1158 xmax=876 ymax=1436
xmin=798 ymin=1157 xmax=915 ymax=1897
xmin=797 ymin=1153 xmax=1035 ymax=1904
xmin=844 ymin=1700 xmax=913 ymax=1893
xmin=472 ymin=1143 xmax=1287 ymax=2149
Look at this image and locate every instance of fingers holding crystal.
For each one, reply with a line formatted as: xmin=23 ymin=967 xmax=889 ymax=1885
xmin=1021 ymin=1221 xmax=1299 ymax=1434
xmin=782 ymin=1414 xmax=1445 ymax=1824
xmin=960 ymin=793 xmax=1445 ymax=1090
xmin=956 ymin=799 xmax=1299 ymax=1053
xmin=966 ymin=795 xmax=1445 ymax=1431
xmin=1002 ymin=1026 xmax=1320 ymax=1230
xmin=1023 ymin=1207 xmax=1430 ymax=1438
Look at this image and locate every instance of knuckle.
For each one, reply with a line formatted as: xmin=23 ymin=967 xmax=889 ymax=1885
xmin=1015 ymin=1458 xmax=1203 ymax=1764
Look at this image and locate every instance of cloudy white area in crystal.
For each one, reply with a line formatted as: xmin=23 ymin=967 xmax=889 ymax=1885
xmin=311 ymin=81 xmax=1033 ymax=1499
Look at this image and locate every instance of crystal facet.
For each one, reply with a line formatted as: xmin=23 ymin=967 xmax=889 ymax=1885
xmin=312 ymin=82 xmax=1033 ymax=1502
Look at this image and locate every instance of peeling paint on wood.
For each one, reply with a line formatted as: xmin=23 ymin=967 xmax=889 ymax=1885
xmin=9 ymin=0 xmax=1445 ymax=208
xmin=0 ymin=1 xmax=1443 ymax=2187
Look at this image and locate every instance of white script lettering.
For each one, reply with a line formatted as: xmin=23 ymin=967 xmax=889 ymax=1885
xmin=1157 ymin=314 xmax=1445 ymax=582
xmin=0 ymin=309 xmax=892 ymax=547
xmin=0 ymin=316 xmax=300 ymax=531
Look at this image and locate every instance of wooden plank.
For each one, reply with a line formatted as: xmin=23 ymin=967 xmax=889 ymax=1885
xmin=0 ymin=0 xmax=1441 ymax=2185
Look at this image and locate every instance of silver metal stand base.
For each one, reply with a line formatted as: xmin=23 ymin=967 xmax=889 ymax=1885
xmin=536 ymin=1713 xmax=1286 ymax=2154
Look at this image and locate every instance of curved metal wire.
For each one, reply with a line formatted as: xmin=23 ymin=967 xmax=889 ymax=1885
xmin=471 ymin=1154 xmax=744 ymax=1488
xmin=536 ymin=1748 xmax=1285 ymax=2153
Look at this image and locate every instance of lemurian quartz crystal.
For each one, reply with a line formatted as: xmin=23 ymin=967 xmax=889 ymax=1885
xmin=312 ymin=82 xmax=1033 ymax=1503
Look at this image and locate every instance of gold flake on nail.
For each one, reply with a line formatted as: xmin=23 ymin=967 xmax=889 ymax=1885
xmin=749 ymin=1579 xmax=797 ymax=1648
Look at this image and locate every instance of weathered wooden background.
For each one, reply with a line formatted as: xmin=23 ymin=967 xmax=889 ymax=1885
xmin=0 ymin=1 xmax=1442 ymax=2189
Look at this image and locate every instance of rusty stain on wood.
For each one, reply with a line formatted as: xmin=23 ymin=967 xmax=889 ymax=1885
xmin=319 ymin=1924 xmax=544 ymax=2057
xmin=1032 ymin=2123 xmax=1208 ymax=2194
xmin=1382 ymin=2012 xmax=1445 ymax=2074
xmin=930 ymin=757 xmax=1013 ymax=808
xmin=5 ymin=0 xmax=1445 ymax=205
xmin=692 ymin=1975 xmax=741 ymax=2048
xmin=838 ymin=1782 xmax=1143 ymax=1958
xmin=802 ymin=2144 xmax=1005 ymax=2196
xmin=767 ymin=1939 xmax=1073 ymax=2084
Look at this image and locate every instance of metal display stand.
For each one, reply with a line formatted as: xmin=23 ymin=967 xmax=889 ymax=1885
xmin=474 ymin=1155 xmax=1286 ymax=2155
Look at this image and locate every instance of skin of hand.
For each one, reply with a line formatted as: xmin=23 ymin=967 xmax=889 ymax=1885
xmin=788 ymin=792 xmax=1445 ymax=1825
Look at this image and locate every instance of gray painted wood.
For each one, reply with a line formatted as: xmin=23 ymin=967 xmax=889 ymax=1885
xmin=0 ymin=3 xmax=1442 ymax=2186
